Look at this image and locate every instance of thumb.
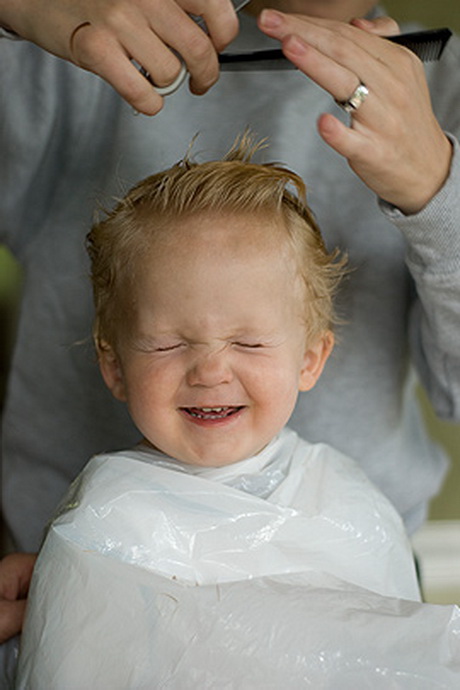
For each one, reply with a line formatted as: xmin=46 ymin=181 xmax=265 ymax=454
xmin=350 ymin=15 xmax=400 ymax=37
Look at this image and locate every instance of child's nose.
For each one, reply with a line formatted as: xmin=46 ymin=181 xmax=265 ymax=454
xmin=186 ymin=348 xmax=233 ymax=387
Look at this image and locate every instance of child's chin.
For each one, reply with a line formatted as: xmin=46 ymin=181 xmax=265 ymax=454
xmin=178 ymin=441 xmax=270 ymax=468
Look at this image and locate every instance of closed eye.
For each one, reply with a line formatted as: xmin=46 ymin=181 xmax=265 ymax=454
xmin=233 ymin=342 xmax=264 ymax=349
xmin=154 ymin=342 xmax=185 ymax=352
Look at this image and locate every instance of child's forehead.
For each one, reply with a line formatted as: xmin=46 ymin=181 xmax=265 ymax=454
xmin=135 ymin=212 xmax=306 ymax=314
xmin=133 ymin=213 xmax=305 ymax=303
xmin=145 ymin=210 xmax=292 ymax=256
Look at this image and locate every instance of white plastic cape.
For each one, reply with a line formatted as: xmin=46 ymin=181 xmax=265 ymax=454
xmin=16 ymin=430 xmax=460 ymax=688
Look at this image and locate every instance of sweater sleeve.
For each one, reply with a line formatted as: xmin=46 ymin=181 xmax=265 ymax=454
xmin=380 ymin=134 xmax=460 ymax=421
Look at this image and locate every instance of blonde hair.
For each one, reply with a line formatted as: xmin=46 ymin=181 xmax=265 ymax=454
xmin=87 ymin=133 xmax=346 ymax=349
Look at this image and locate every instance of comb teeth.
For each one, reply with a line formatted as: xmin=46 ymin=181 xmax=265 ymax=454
xmin=388 ymin=28 xmax=452 ymax=62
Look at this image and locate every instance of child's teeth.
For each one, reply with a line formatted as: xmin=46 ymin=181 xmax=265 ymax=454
xmin=185 ymin=406 xmax=240 ymax=420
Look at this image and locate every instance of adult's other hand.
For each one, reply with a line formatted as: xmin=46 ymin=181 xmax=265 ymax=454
xmin=259 ymin=10 xmax=452 ymax=214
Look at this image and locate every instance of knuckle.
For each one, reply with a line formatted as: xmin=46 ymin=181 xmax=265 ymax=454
xmin=326 ymin=21 xmax=358 ymax=51
xmin=103 ymin=1 xmax=131 ymax=32
xmin=221 ymin=13 xmax=239 ymax=43
xmin=209 ymin=0 xmax=239 ymax=49
xmin=327 ymin=35 xmax=350 ymax=65
xmin=187 ymin=29 xmax=213 ymax=64
xmin=71 ymin=26 xmax=110 ymax=70
xmin=399 ymin=47 xmax=424 ymax=75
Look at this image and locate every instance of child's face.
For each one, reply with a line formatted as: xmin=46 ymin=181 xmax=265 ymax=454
xmin=100 ymin=213 xmax=332 ymax=466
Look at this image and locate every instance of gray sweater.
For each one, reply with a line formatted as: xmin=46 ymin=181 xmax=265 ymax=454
xmin=1 ymin=13 xmax=460 ymax=550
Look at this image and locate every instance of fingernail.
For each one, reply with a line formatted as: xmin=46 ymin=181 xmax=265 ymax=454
xmin=350 ymin=17 xmax=373 ymax=28
xmin=260 ymin=9 xmax=283 ymax=30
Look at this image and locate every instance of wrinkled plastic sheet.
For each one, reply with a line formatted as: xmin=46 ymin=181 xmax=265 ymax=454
xmin=19 ymin=451 xmax=422 ymax=600
xmin=17 ymin=536 xmax=460 ymax=689
xmin=17 ymin=448 xmax=460 ymax=690
xmin=15 ymin=453 xmax=460 ymax=688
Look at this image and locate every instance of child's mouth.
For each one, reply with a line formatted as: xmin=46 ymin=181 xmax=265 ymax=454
xmin=182 ymin=406 xmax=243 ymax=421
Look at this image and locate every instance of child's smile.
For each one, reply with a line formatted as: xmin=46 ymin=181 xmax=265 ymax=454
xmin=181 ymin=405 xmax=245 ymax=423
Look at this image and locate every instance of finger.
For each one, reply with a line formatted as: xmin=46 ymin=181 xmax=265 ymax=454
xmin=350 ymin=16 xmax=400 ymax=38
xmin=144 ymin=0 xmax=238 ymax=94
xmin=317 ymin=113 xmax=389 ymax=196
xmin=268 ymin=17 xmax=418 ymax=128
xmin=181 ymin=0 xmax=239 ymax=52
xmin=125 ymin=4 xmax=220 ymax=95
xmin=74 ymin=21 xmax=183 ymax=90
xmin=259 ymin=10 xmax=405 ymax=72
xmin=71 ymin=26 xmax=166 ymax=115
xmin=0 ymin=600 xmax=27 ymax=643
xmin=129 ymin=33 xmax=184 ymax=90
xmin=318 ymin=112 xmax=368 ymax=161
xmin=157 ymin=11 xmax=219 ymax=94
xmin=64 ymin=0 xmax=239 ymax=108
xmin=282 ymin=34 xmax=361 ymax=104
xmin=281 ymin=33 xmax=388 ymax=133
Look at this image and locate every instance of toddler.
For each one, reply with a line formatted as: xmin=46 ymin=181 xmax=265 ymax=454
xmin=17 ymin=135 xmax=421 ymax=688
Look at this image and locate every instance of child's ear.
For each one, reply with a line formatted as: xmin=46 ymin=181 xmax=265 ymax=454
xmin=97 ymin=340 xmax=127 ymax=402
xmin=299 ymin=331 xmax=334 ymax=392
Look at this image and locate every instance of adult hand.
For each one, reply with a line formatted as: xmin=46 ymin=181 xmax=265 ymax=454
xmin=0 ymin=0 xmax=239 ymax=115
xmin=259 ymin=10 xmax=452 ymax=214
xmin=0 ymin=553 xmax=37 ymax=643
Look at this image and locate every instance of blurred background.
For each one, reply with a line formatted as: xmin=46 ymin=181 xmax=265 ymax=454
xmin=1 ymin=0 xmax=459 ymax=602
xmin=384 ymin=0 xmax=460 ymax=605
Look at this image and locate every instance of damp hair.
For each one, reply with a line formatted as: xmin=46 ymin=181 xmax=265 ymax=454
xmin=86 ymin=132 xmax=347 ymax=350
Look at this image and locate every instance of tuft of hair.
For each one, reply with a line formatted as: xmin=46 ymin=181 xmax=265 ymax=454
xmin=87 ymin=132 xmax=347 ymax=350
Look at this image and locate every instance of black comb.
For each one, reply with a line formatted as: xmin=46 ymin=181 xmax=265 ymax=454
xmin=388 ymin=27 xmax=452 ymax=61
xmin=219 ymin=27 xmax=453 ymax=70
